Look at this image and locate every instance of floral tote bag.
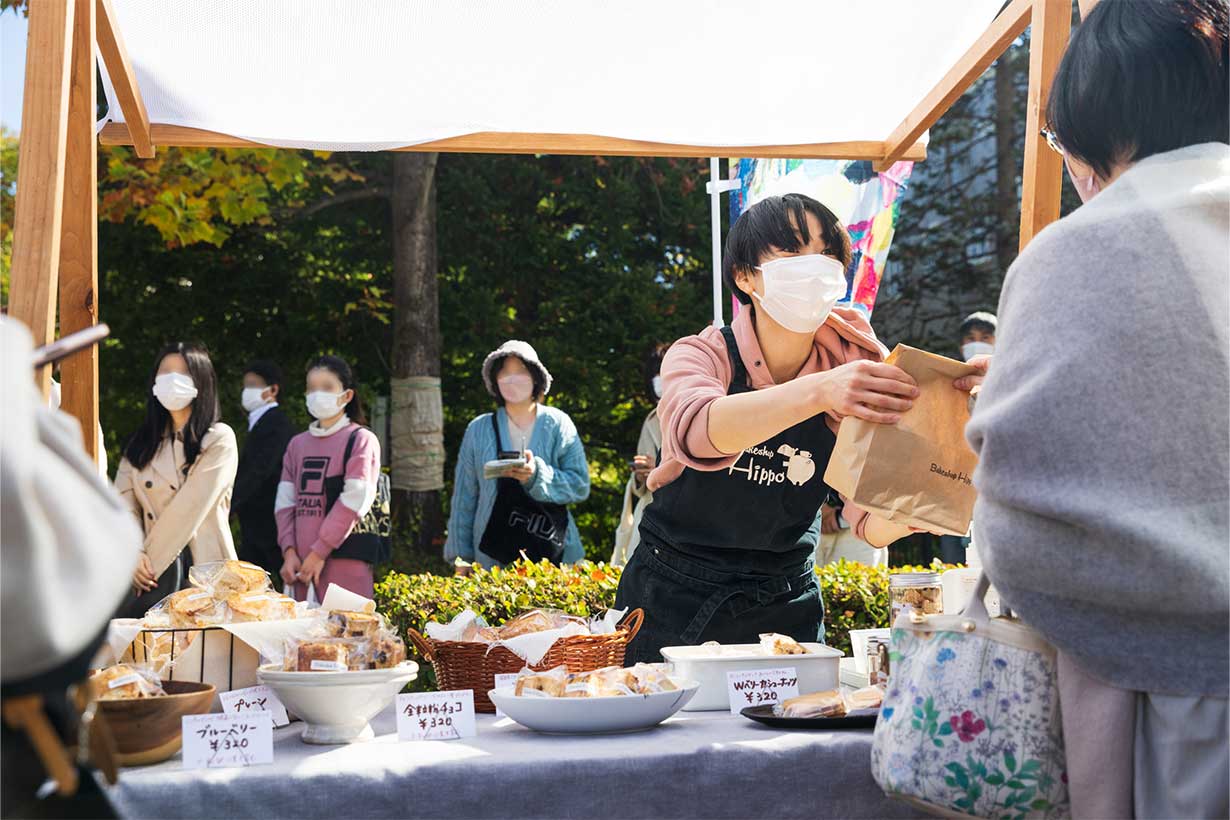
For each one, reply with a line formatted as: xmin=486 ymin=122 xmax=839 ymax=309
xmin=871 ymin=573 xmax=1070 ymax=819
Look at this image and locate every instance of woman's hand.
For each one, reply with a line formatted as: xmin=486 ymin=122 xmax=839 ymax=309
xmin=820 ymin=504 xmax=841 ymax=535
xmin=297 ymin=551 xmax=326 ymax=587
xmin=280 ymin=548 xmax=302 ymax=588
xmin=506 ymin=450 xmax=537 ymax=484
xmin=816 ymin=360 xmax=918 ymax=424
xmin=632 ymin=454 xmax=654 ymax=485
xmin=132 ymin=552 xmax=158 ymax=594
xmin=954 ymin=355 xmax=991 ymax=393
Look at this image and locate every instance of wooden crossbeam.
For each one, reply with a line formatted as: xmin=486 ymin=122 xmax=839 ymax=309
xmin=96 ymin=0 xmax=153 ymax=158
xmin=9 ymin=0 xmax=74 ymax=398
xmin=59 ymin=0 xmax=101 ymax=462
xmin=1018 ymin=0 xmax=1072 ymax=251
xmin=97 ymin=122 xmax=928 ymax=162
xmin=874 ymin=0 xmax=1033 ymax=172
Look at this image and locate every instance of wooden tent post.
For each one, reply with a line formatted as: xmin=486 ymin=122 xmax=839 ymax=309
xmin=59 ymin=0 xmax=100 ymax=462
xmin=1018 ymin=0 xmax=1072 ymax=251
xmin=9 ymin=0 xmax=74 ymax=398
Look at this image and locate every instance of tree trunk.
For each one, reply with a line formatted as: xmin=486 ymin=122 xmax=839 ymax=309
xmin=389 ymin=152 xmax=446 ymax=563
xmin=994 ymin=47 xmax=1020 ymax=276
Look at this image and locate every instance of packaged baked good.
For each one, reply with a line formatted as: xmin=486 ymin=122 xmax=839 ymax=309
xmin=326 ymin=609 xmax=383 ymax=641
xmin=629 ymin=662 xmax=678 ymax=694
xmin=155 ymin=588 xmax=227 ymax=628
xmin=89 ymin=664 xmax=165 ymax=701
xmin=227 ymin=591 xmax=298 ymax=623
xmin=760 ymin=633 xmax=809 ymax=656
xmin=188 ymin=559 xmax=270 ymax=596
xmin=777 ymin=689 xmax=846 ymax=719
xmin=514 ymin=666 xmax=569 ymax=697
xmin=843 ymin=685 xmax=884 ymax=712
xmin=288 ymin=638 xmax=353 ymax=672
xmin=582 ymin=667 xmax=639 ymax=697
xmin=498 ymin=609 xmax=585 ymax=639
xmin=369 ymin=634 xmax=406 ymax=669
xmin=127 ymin=628 xmax=197 ymax=676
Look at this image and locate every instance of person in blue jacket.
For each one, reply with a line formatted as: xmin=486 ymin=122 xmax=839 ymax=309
xmin=444 ymin=341 xmax=590 ymax=571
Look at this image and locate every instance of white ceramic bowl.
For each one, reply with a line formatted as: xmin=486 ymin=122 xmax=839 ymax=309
xmin=257 ymin=662 xmax=417 ymax=744
xmin=487 ymin=682 xmax=699 ymax=734
xmin=659 ymin=643 xmax=842 ymax=711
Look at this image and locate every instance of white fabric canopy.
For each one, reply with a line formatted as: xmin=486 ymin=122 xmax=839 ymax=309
xmin=99 ymin=0 xmax=1004 ymax=152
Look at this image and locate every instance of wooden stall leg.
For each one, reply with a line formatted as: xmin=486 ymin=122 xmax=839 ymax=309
xmin=1018 ymin=0 xmax=1073 ymax=251
xmin=58 ymin=0 xmax=100 ymax=461
xmin=9 ymin=0 xmax=74 ymax=398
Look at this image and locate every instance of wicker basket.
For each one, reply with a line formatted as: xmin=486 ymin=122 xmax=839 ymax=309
xmin=406 ymin=609 xmax=644 ymax=713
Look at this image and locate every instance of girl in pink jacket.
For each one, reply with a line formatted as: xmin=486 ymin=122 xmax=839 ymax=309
xmin=275 ymin=356 xmax=381 ymax=600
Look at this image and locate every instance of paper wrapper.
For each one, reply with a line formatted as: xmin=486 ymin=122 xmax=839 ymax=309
xmin=824 ymin=345 xmax=980 ymax=537
xmin=426 ymin=607 xmax=629 ymax=666
xmin=320 ymin=583 xmax=377 ymax=614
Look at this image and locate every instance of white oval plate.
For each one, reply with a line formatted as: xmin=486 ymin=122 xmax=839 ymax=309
xmin=488 ymin=681 xmax=699 ymax=734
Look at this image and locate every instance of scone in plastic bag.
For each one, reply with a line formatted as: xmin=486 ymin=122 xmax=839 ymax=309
xmin=498 ymin=609 xmax=588 ymax=639
xmin=226 ymin=590 xmax=298 ymax=623
xmin=126 ymin=628 xmax=198 ymax=677
xmin=88 ymin=664 xmax=166 ymax=701
xmin=513 ymin=665 xmax=569 ymax=697
xmin=629 ymin=662 xmax=679 ymax=694
xmin=188 ymin=559 xmax=271 ymax=596
xmin=148 ymin=588 xmax=229 ymax=629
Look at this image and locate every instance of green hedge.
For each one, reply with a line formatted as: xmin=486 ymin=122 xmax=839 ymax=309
xmin=374 ymin=558 xmax=953 ymax=673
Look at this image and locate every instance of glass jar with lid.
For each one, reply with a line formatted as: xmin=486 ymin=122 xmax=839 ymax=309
xmin=889 ymin=572 xmax=944 ymax=624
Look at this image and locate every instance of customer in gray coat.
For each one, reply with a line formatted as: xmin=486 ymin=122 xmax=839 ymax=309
xmin=958 ymin=1 xmax=1229 ymax=817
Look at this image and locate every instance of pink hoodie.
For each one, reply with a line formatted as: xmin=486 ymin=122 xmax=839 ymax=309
xmin=649 ymin=305 xmax=887 ymax=540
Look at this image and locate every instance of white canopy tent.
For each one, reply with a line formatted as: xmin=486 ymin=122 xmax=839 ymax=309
xmin=10 ymin=0 xmax=1084 ymax=464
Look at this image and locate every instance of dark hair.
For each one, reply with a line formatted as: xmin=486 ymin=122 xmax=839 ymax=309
xmin=723 ymin=194 xmax=852 ymax=306
xmin=959 ymin=311 xmax=998 ymax=340
xmin=123 ymin=342 xmax=220 ymax=470
xmin=242 ymin=359 xmax=284 ymax=391
xmin=306 ymin=355 xmax=367 ymax=426
xmin=490 ymin=355 xmax=546 ymax=406
xmin=644 ymin=343 xmax=669 ymax=401
xmin=1047 ymin=0 xmax=1229 ymax=180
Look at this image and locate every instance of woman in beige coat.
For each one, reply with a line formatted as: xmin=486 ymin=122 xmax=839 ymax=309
xmin=114 ymin=342 xmax=238 ymax=618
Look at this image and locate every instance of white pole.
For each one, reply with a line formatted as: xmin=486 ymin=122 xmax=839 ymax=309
xmin=709 ymin=157 xmax=723 ymax=327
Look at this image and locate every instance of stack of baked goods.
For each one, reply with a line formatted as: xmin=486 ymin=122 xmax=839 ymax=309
xmin=774 ymin=685 xmax=884 ymax=719
xmin=143 ymin=560 xmax=301 ymax=629
xmin=512 ymin=663 xmax=679 ymax=698
xmin=428 ymin=608 xmax=594 ymax=644
xmin=282 ymin=609 xmax=407 ymax=672
xmin=88 ymin=664 xmax=166 ymax=701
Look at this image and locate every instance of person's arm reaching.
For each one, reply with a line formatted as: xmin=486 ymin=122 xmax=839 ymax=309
xmin=524 ymin=416 xmax=590 ymax=505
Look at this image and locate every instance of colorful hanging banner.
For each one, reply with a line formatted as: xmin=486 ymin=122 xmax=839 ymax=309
xmin=729 ymin=159 xmax=913 ymax=316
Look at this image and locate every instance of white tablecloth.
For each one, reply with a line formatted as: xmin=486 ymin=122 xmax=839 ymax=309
xmin=102 ymin=710 xmax=922 ymax=819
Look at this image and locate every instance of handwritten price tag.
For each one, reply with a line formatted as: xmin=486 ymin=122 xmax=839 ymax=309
xmin=396 ymin=690 xmax=476 ymax=741
xmin=725 ymin=667 xmax=800 ymax=715
xmin=182 ymin=712 xmax=274 ymax=769
xmin=219 ymin=685 xmax=289 ymax=728
xmin=492 ymin=674 xmax=519 ymax=718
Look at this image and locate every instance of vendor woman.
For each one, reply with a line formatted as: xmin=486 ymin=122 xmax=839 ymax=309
xmin=616 ymin=193 xmax=921 ymax=664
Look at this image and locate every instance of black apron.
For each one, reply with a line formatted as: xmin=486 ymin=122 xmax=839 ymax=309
xmin=477 ymin=412 xmax=568 ymax=565
xmin=616 ymin=326 xmax=837 ymax=665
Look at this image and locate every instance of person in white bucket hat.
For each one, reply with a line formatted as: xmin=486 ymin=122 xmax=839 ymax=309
xmin=444 ymin=340 xmax=590 ymax=571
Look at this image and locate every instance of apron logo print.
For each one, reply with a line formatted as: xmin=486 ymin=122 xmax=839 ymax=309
xmin=508 ymin=510 xmax=558 ymax=540
xmin=776 ymin=445 xmax=816 ymax=487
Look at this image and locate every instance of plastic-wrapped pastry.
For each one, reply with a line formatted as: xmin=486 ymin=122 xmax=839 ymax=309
xmin=777 ymin=689 xmax=847 ymax=719
xmin=630 ymin=662 xmax=678 ymax=693
xmin=370 ymin=634 xmax=406 ymax=669
xmin=514 ymin=666 xmax=569 ymax=697
xmin=189 ymin=559 xmax=270 ymax=596
xmin=326 ymin=609 xmax=383 ymax=640
xmin=290 ymin=638 xmax=352 ymax=672
xmin=226 ymin=591 xmax=297 ymax=623
xmin=89 ymin=664 xmax=165 ymax=701
xmin=575 ymin=667 xmax=639 ymax=697
xmin=498 ymin=609 xmax=585 ymax=639
xmin=842 ymin=685 xmax=884 ymax=712
xmin=161 ymin=588 xmax=225 ymax=628
xmin=759 ymin=633 xmax=809 ymax=656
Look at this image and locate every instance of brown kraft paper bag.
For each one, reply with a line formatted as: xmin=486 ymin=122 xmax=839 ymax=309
xmin=823 ymin=345 xmax=979 ymax=537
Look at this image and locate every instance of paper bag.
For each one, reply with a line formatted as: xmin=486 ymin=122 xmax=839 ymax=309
xmin=823 ymin=345 xmax=979 ymax=536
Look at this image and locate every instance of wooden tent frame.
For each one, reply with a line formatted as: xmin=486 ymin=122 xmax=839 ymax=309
xmin=10 ymin=0 xmax=1084 ymax=462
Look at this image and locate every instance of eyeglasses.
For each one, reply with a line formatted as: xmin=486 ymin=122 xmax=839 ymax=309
xmin=1040 ymin=128 xmax=1065 ymax=157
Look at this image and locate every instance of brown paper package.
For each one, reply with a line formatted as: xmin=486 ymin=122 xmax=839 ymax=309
xmin=823 ymin=345 xmax=979 ymax=537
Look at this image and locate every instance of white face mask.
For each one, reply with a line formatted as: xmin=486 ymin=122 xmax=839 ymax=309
xmin=962 ymin=341 xmax=995 ymax=362
xmin=651 ymin=375 xmax=663 ymax=399
xmin=751 ymin=253 xmax=847 ymax=334
xmin=152 ymin=372 xmax=198 ymax=411
xmin=306 ymin=390 xmax=346 ymax=420
xmin=498 ymin=374 xmax=534 ymax=405
xmin=241 ymin=386 xmax=270 ymax=413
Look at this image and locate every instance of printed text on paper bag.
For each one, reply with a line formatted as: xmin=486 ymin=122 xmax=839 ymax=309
xmin=397 ymin=690 xmax=477 ymax=741
xmin=182 ymin=712 xmax=274 ymax=769
xmin=726 ymin=668 xmax=800 ymax=715
xmin=930 ymin=463 xmax=972 ymax=485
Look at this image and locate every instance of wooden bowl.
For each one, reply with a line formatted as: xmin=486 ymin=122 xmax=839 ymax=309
xmin=97 ymin=680 xmax=216 ymax=766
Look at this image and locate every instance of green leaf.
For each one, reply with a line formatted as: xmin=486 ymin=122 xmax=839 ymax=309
xmin=1030 ymin=799 xmax=1051 ymax=811
xmin=1019 ymin=760 xmax=1041 ymax=775
xmin=938 ymin=723 xmax=954 ymax=735
xmin=1006 ymin=780 xmax=1025 ymax=789
xmin=944 ymin=776 xmax=958 ymax=788
xmin=1005 ymin=750 xmax=1017 ymax=772
xmin=933 ymin=739 xmax=944 ymax=748
xmin=913 ymin=707 xmax=925 ymax=720
xmin=985 ymin=772 xmax=1005 ymax=786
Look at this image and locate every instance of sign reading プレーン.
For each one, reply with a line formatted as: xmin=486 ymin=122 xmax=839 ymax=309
xmin=219 ymin=685 xmax=290 ymax=727
xmin=725 ymin=668 xmax=800 ymax=715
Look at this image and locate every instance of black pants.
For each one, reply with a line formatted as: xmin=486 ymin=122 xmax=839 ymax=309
xmin=114 ymin=550 xmax=191 ymax=620
xmin=615 ymin=540 xmax=823 ymax=666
